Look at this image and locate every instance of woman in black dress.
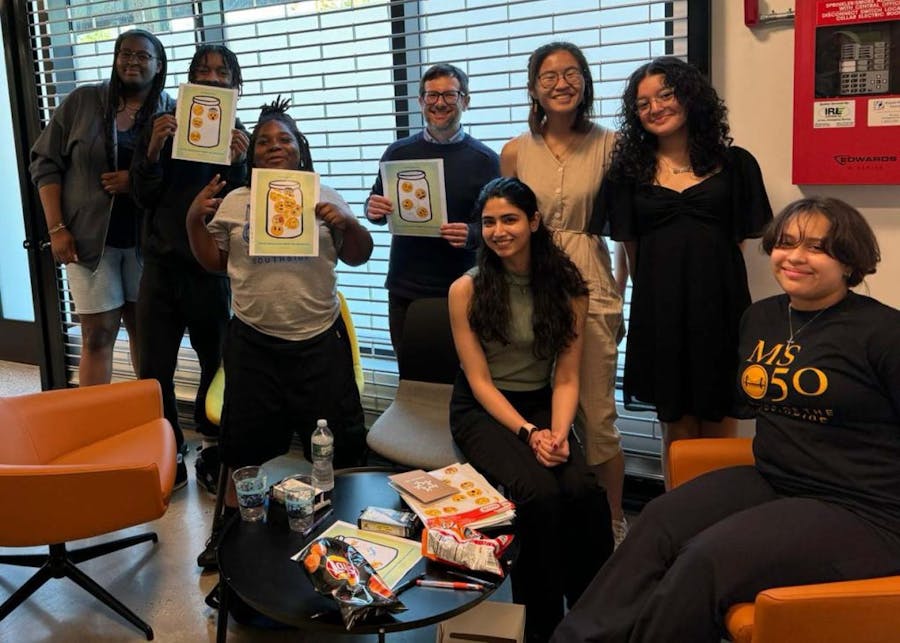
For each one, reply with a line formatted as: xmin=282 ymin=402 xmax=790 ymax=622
xmin=596 ymin=57 xmax=772 ymax=486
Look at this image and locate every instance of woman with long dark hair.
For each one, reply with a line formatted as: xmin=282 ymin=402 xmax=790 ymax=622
xmin=449 ymin=177 xmax=612 ymax=643
xmin=597 ymin=56 xmax=773 ymax=484
xmin=501 ymin=41 xmax=626 ymax=545
xmin=31 ymin=29 xmax=173 ymax=385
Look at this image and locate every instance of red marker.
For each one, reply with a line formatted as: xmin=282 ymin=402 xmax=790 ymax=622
xmin=416 ymin=579 xmax=484 ymax=591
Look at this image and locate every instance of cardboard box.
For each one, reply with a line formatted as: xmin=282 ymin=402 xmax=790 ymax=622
xmin=358 ymin=505 xmax=419 ymax=538
xmin=435 ymin=601 xmax=525 ymax=643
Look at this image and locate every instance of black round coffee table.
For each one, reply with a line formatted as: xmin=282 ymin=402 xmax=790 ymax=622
xmin=216 ymin=467 xmax=510 ymax=641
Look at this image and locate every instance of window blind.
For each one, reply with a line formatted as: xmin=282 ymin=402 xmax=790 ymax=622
xmin=23 ymin=0 xmax=687 ymax=472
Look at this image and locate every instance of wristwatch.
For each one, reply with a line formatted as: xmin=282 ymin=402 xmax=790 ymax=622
xmin=517 ymin=424 xmax=534 ymax=444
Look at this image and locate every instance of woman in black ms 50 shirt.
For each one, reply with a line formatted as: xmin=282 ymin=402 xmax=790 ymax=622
xmin=552 ymin=197 xmax=900 ymax=643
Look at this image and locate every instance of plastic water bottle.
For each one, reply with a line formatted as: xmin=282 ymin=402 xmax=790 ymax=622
xmin=311 ymin=418 xmax=334 ymax=491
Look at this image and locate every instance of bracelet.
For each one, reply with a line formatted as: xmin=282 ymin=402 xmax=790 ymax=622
xmin=48 ymin=222 xmax=67 ymax=235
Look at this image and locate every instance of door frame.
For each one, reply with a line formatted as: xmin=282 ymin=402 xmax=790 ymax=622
xmin=1 ymin=0 xmax=68 ymax=388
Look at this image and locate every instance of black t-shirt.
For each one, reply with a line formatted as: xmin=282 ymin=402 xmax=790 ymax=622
xmin=106 ymin=126 xmax=139 ymax=248
xmin=738 ymin=293 xmax=900 ymax=536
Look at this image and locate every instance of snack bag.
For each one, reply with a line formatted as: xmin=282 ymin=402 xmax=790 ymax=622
xmin=421 ymin=526 xmax=513 ymax=576
xmin=296 ymin=536 xmax=406 ymax=629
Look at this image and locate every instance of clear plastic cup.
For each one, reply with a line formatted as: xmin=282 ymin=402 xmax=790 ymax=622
xmin=232 ymin=466 xmax=267 ymax=522
xmin=282 ymin=474 xmax=316 ymax=532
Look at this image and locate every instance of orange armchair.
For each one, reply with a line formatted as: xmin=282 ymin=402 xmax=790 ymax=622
xmin=0 ymin=380 xmax=176 ymax=640
xmin=669 ymin=438 xmax=900 ymax=643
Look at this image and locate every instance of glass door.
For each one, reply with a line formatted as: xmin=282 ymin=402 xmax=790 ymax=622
xmin=0 ymin=20 xmax=38 ymax=364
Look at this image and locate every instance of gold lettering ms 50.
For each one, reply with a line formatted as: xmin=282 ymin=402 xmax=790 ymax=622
xmin=747 ymin=340 xmax=800 ymax=366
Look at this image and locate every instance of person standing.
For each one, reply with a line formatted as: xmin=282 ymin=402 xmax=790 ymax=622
xmin=365 ymin=63 xmax=499 ymax=362
xmin=131 ymin=45 xmax=249 ymax=489
xmin=450 ymin=177 xmax=612 ymax=643
xmin=186 ymin=100 xmax=371 ymax=567
xmin=500 ymin=42 xmax=626 ymax=545
xmin=31 ymin=29 xmax=173 ymax=386
xmin=596 ymin=56 xmax=772 ymax=487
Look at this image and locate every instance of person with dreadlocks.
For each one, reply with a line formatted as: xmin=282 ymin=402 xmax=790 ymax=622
xmin=131 ymin=44 xmax=249 ymax=491
xmin=30 ymin=28 xmax=173 ymax=386
xmin=448 ymin=177 xmax=612 ymax=643
xmin=185 ymin=97 xmax=372 ymax=523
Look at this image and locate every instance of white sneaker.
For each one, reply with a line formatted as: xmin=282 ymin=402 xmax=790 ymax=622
xmin=612 ymin=517 xmax=628 ymax=549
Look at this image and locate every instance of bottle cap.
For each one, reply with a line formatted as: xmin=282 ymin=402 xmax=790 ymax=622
xmin=316 ymin=419 xmax=327 ymax=427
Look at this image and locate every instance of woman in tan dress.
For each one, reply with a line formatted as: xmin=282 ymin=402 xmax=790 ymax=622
xmin=500 ymin=41 xmax=626 ymax=546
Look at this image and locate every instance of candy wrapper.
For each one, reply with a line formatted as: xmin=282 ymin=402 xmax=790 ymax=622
xmin=422 ymin=526 xmax=513 ymax=576
xmin=295 ymin=537 xmax=406 ymax=629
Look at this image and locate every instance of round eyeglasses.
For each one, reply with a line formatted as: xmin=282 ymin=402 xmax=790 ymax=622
xmin=537 ymin=67 xmax=584 ymax=89
xmin=636 ymin=89 xmax=676 ymax=113
xmin=420 ymin=90 xmax=466 ymax=105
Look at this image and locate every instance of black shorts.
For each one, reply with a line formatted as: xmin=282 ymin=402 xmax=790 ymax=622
xmin=220 ymin=316 xmax=366 ymax=469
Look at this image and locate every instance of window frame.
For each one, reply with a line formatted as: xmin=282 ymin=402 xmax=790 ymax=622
xmin=7 ymin=0 xmax=711 ymax=477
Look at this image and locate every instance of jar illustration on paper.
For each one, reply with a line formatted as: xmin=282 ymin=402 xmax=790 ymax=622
xmin=266 ymin=180 xmax=303 ymax=238
xmin=396 ymin=170 xmax=432 ymax=222
xmin=187 ymin=96 xmax=222 ymax=148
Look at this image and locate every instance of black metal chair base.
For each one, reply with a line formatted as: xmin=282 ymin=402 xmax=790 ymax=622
xmin=0 ymin=534 xmax=158 ymax=640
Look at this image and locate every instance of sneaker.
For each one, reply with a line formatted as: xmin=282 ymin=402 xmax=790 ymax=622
xmin=173 ymin=449 xmax=188 ymax=491
xmin=612 ymin=517 xmax=629 ymax=550
xmin=195 ymin=445 xmax=220 ymax=498
xmin=197 ymin=533 xmax=219 ymax=571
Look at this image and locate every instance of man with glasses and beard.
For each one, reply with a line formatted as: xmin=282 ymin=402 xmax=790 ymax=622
xmin=130 ymin=45 xmax=249 ymax=493
xmin=365 ymin=64 xmax=499 ymax=361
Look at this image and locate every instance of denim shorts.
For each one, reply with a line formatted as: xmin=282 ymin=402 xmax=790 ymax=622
xmin=65 ymin=246 xmax=142 ymax=314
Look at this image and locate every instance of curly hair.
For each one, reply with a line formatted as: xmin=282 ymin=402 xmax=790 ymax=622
xmin=761 ymin=196 xmax=880 ymax=287
xmin=104 ymin=29 xmax=167 ymax=170
xmin=468 ymin=177 xmax=588 ymax=360
xmin=526 ymin=42 xmax=595 ymax=134
xmin=607 ymin=56 xmax=732 ymax=184
xmin=246 ymin=96 xmax=314 ymax=178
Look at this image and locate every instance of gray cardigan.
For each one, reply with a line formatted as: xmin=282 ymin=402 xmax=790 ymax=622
xmin=30 ymin=83 xmax=175 ymax=271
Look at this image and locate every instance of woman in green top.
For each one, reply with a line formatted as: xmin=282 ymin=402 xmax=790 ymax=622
xmin=448 ymin=177 xmax=612 ymax=643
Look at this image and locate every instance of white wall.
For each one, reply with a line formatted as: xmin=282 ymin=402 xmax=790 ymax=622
xmin=712 ymin=1 xmax=900 ymax=309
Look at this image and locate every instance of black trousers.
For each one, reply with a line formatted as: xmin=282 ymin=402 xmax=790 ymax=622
xmin=136 ymin=258 xmax=230 ymax=448
xmin=219 ymin=316 xmax=367 ymax=469
xmin=450 ymin=375 xmax=613 ymax=643
xmin=552 ymin=465 xmax=900 ymax=643
xmin=387 ymin=292 xmax=413 ymax=363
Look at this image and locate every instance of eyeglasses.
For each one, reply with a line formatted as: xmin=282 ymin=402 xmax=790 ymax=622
xmin=636 ymin=89 xmax=676 ymax=113
xmin=536 ymin=67 xmax=584 ymax=89
xmin=421 ymin=90 xmax=466 ymax=105
xmin=117 ymin=50 xmax=154 ymax=63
